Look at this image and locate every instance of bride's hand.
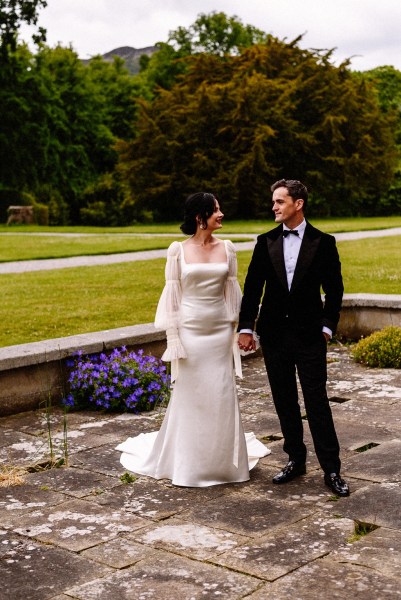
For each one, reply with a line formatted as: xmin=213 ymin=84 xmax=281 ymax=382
xmin=238 ymin=332 xmax=256 ymax=352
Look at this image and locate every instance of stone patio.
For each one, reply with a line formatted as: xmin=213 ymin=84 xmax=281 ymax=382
xmin=1 ymin=344 xmax=401 ymax=599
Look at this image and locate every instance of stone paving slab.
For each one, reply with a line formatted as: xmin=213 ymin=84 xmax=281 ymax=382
xmin=0 ymin=532 xmax=113 ymax=600
xmin=85 ymin=477 xmax=231 ymax=520
xmin=26 ymin=467 xmax=120 ymax=499
xmin=12 ymin=497 xmax=149 ymax=551
xmin=336 ymin=482 xmax=401 ymax=529
xmin=330 ymin=526 xmax=401 ymax=580
xmin=331 ymin=399 xmax=401 ymax=431
xmin=52 ymin=428 xmax=122 ymax=455
xmin=0 ymin=407 xmax=101 ymax=434
xmin=327 ymin=361 xmax=401 ymax=404
xmin=72 ymin=414 xmax=164 ymax=446
xmin=342 ymin=439 xmax=401 ymax=482
xmin=131 ymin=517 xmax=251 ymax=561
xmin=74 ymin=412 xmax=163 ymax=438
xmin=212 ymin=514 xmax=354 ymax=581
xmin=81 ymin=536 xmax=159 ymax=569
xmin=0 ymin=482 xmax=65 ymax=523
xmin=240 ymin=409 xmax=282 ymax=437
xmin=179 ymin=489 xmax=316 ymax=538
xmin=66 ymin=551 xmax=261 ymax=600
xmin=70 ymin=442 xmax=127 ymax=478
xmin=0 ymin=425 xmax=119 ymax=467
xmin=246 ymin=558 xmax=401 ymax=599
xmin=0 ymin=428 xmax=53 ymax=466
xmin=329 ymin=417 xmax=396 ymax=451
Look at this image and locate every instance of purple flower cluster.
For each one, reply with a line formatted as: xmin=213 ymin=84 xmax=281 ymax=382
xmin=63 ymin=346 xmax=170 ymax=413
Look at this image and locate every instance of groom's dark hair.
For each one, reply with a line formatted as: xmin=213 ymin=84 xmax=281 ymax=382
xmin=271 ymin=179 xmax=308 ymax=210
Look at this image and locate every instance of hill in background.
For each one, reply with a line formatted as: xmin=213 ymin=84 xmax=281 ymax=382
xmin=82 ymin=46 xmax=157 ymax=74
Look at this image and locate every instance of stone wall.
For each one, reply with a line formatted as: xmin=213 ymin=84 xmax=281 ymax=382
xmin=0 ymin=325 xmax=166 ymax=417
xmin=0 ymin=294 xmax=400 ymax=416
xmin=339 ymin=294 xmax=401 ymax=339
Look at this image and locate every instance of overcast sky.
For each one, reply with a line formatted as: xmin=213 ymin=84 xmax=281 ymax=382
xmin=20 ymin=0 xmax=401 ymax=71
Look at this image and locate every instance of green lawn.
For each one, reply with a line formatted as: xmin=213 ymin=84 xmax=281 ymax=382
xmin=0 ymin=235 xmax=399 ymax=348
xmin=337 ymin=236 xmax=401 ymax=294
xmin=0 ymin=260 xmax=165 ymax=347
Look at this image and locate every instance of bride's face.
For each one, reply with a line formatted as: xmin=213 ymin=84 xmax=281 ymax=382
xmin=206 ymin=200 xmax=224 ymax=231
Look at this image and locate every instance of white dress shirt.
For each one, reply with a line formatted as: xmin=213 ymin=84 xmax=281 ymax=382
xmin=282 ymin=219 xmax=306 ymax=289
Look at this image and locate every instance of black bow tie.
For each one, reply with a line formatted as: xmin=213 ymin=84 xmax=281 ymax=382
xmin=283 ymin=229 xmax=299 ymax=237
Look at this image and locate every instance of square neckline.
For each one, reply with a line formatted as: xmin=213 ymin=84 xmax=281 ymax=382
xmin=180 ymin=240 xmax=229 ymax=265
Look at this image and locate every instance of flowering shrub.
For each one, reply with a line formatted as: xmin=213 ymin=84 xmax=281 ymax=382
xmin=352 ymin=326 xmax=401 ymax=368
xmin=63 ymin=346 xmax=170 ymax=412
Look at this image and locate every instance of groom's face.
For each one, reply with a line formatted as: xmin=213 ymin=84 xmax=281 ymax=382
xmin=272 ymin=187 xmax=304 ymax=229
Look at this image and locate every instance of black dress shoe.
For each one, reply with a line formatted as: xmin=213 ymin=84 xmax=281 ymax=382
xmin=324 ymin=472 xmax=350 ymax=497
xmin=272 ymin=461 xmax=306 ymax=484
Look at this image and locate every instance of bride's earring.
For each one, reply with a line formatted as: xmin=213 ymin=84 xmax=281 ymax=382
xmin=199 ymin=223 xmax=206 ymax=230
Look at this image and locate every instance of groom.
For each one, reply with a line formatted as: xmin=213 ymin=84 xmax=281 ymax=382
xmin=238 ymin=179 xmax=349 ymax=497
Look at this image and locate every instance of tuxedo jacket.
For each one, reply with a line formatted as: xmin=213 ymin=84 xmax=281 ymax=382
xmin=238 ymin=222 xmax=344 ymax=345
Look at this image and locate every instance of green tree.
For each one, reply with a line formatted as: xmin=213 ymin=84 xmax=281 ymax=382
xmin=137 ymin=42 xmax=187 ymax=93
xmin=0 ymin=43 xmax=141 ymax=223
xmin=0 ymin=0 xmax=47 ymax=57
xmin=168 ymin=11 xmax=268 ymax=56
xmin=0 ymin=43 xmax=42 ymax=189
xmin=85 ymin=55 xmax=145 ymax=140
xmin=118 ymin=39 xmax=398 ymax=220
xmin=139 ymin=11 xmax=269 ymax=94
xmin=33 ymin=45 xmax=115 ymax=220
xmin=356 ymin=66 xmax=401 ymax=213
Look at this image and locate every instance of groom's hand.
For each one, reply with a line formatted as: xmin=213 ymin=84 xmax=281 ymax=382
xmin=238 ymin=332 xmax=256 ymax=352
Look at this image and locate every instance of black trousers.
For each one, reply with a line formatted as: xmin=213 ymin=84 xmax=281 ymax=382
xmin=261 ymin=330 xmax=341 ymax=474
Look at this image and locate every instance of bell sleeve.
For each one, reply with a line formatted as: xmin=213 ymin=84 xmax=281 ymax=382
xmin=154 ymin=241 xmax=187 ymax=381
xmin=224 ymin=240 xmax=243 ymax=378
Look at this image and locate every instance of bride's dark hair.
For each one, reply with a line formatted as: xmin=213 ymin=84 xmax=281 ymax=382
xmin=180 ymin=192 xmax=217 ymax=235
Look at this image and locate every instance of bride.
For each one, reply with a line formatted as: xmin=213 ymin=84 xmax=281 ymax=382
xmin=116 ymin=192 xmax=270 ymax=486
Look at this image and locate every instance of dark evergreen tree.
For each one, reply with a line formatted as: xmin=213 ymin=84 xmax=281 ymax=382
xmin=118 ymin=40 xmax=398 ymax=220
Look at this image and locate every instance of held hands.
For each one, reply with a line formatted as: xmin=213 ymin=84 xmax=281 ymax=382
xmin=238 ymin=332 xmax=257 ymax=353
xmin=239 ymin=331 xmax=330 ymax=349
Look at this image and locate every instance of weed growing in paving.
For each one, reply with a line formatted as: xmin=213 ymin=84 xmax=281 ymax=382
xmin=348 ymin=520 xmax=379 ymax=543
xmin=120 ymin=472 xmax=137 ymax=484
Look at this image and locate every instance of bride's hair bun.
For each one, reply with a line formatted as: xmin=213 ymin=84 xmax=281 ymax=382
xmin=180 ymin=192 xmax=216 ymax=235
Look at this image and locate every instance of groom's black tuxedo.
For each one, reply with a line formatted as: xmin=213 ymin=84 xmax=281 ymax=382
xmin=238 ymin=222 xmax=343 ymax=344
xmin=238 ymin=221 xmax=344 ymax=474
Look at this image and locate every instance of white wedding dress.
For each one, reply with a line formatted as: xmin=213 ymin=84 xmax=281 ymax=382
xmin=116 ymin=240 xmax=270 ymax=487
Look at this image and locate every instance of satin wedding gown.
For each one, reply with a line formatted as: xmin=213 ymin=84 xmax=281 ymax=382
xmin=116 ymin=239 xmax=270 ymax=487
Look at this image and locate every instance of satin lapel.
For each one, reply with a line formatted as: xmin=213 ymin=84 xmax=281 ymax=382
xmin=267 ymin=235 xmax=288 ymax=290
xmin=290 ymin=230 xmax=320 ymax=291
